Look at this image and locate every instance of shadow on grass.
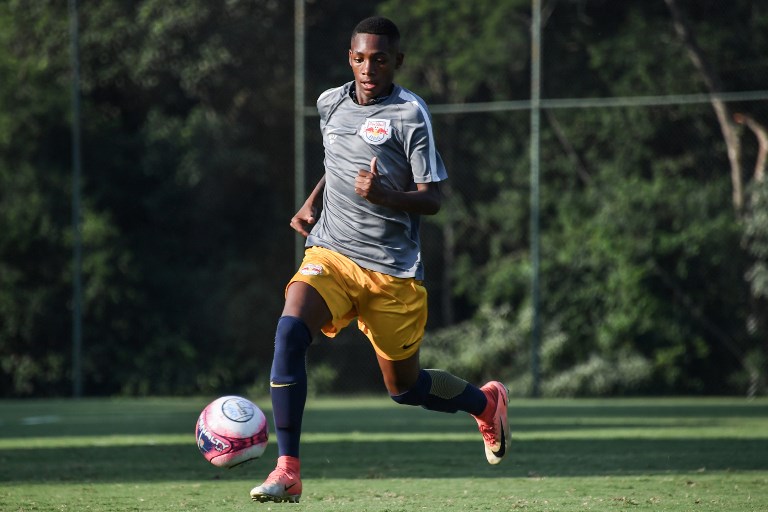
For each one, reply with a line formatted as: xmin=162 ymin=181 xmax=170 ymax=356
xmin=2 ymin=399 xmax=767 ymax=436
xmin=0 ymin=437 xmax=766 ymax=484
xmin=1 ymin=399 xmax=766 ymax=484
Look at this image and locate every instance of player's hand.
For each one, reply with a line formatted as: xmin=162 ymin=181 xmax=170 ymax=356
xmin=354 ymin=157 xmax=384 ymax=203
xmin=290 ymin=202 xmax=318 ymax=237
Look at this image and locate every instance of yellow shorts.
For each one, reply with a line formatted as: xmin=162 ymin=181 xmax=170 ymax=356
xmin=288 ymin=246 xmax=428 ymax=361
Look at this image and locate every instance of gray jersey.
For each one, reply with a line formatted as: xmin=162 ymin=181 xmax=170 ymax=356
xmin=306 ymin=81 xmax=448 ymax=280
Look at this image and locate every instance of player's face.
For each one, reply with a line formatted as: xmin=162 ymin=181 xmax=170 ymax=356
xmin=349 ymin=33 xmax=403 ymax=105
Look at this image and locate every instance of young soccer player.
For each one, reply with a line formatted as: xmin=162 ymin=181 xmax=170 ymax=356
xmin=250 ymin=16 xmax=509 ymax=504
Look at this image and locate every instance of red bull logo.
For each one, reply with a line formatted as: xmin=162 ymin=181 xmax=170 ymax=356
xmin=299 ymin=263 xmax=324 ymax=276
xmin=359 ymin=118 xmax=392 ymax=145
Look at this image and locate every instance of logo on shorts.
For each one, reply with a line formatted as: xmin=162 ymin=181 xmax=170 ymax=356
xmin=299 ymin=263 xmax=324 ymax=276
xmin=359 ymin=118 xmax=392 ymax=145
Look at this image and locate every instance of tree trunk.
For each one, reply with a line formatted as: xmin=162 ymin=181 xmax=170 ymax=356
xmin=734 ymin=113 xmax=768 ymax=184
xmin=664 ymin=0 xmax=744 ymax=213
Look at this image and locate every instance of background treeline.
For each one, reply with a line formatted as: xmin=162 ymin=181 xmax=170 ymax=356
xmin=0 ymin=0 xmax=766 ymax=398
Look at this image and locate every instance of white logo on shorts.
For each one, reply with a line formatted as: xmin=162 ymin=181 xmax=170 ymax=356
xmin=299 ymin=263 xmax=324 ymax=276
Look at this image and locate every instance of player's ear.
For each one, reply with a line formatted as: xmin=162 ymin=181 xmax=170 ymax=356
xmin=395 ymin=52 xmax=404 ymax=69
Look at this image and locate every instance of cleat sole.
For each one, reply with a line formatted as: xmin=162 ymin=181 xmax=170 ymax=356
xmin=251 ymin=493 xmax=301 ymax=504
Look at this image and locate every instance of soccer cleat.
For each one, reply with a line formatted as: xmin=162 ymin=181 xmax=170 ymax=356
xmin=250 ymin=457 xmax=302 ymax=503
xmin=474 ymin=381 xmax=510 ymax=465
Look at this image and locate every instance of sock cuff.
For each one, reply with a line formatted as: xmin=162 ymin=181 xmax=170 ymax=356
xmin=277 ymin=455 xmax=301 ymax=476
xmin=477 ymin=386 xmax=496 ymax=420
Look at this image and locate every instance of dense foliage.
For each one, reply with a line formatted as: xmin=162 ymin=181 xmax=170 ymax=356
xmin=0 ymin=0 xmax=765 ymax=397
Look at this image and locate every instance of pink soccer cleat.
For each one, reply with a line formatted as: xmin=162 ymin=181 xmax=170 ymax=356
xmin=474 ymin=381 xmax=510 ymax=465
xmin=250 ymin=456 xmax=302 ymax=503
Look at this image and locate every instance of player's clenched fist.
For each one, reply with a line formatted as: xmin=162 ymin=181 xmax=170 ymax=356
xmin=354 ymin=157 xmax=383 ymax=203
xmin=290 ymin=202 xmax=318 ymax=237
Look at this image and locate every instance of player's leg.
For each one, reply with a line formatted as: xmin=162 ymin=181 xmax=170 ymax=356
xmin=361 ymin=269 xmax=510 ymax=465
xmin=379 ymin=351 xmax=486 ymax=415
xmin=379 ymin=353 xmax=510 ymax=465
xmin=251 ymin=281 xmax=331 ymax=503
xmin=360 ymin=274 xmax=499 ymax=418
xmin=272 ymin=282 xmax=331 ymax=457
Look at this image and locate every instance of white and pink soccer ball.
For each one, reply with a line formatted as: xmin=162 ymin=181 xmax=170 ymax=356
xmin=196 ymin=395 xmax=269 ymax=468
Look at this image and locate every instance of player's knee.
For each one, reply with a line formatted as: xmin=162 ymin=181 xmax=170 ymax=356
xmin=274 ymin=316 xmax=312 ymax=353
xmin=271 ymin=316 xmax=312 ymax=383
xmin=390 ymin=386 xmax=424 ymax=406
xmin=390 ymin=369 xmax=467 ymax=413
xmin=390 ymin=369 xmax=430 ymax=406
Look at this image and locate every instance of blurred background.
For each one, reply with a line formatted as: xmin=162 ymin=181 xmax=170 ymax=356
xmin=0 ymin=0 xmax=766 ymax=399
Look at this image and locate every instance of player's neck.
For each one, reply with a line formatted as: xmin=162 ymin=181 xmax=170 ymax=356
xmin=351 ymin=83 xmax=395 ymax=105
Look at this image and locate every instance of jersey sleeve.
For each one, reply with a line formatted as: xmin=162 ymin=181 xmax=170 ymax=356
xmin=316 ymin=85 xmax=344 ymax=131
xmin=399 ymin=97 xmax=448 ymax=184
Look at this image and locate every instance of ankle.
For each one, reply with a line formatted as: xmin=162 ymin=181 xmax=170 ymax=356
xmin=277 ymin=455 xmax=301 ymax=475
xmin=477 ymin=387 xmax=497 ymax=421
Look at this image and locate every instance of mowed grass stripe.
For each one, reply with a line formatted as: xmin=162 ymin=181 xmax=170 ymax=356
xmin=1 ymin=397 xmax=767 ymax=448
xmin=1 ymin=397 xmax=767 ymax=511
xmin=3 ymin=423 xmax=768 ymax=451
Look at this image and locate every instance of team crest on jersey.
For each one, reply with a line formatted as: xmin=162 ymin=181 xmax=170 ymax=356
xmin=299 ymin=263 xmax=324 ymax=276
xmin=359 ymin=118 xmax=392 ymax=145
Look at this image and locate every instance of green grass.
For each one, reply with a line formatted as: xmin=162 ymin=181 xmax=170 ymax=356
xmin=1 ymin=397 xmax=767 ymax=511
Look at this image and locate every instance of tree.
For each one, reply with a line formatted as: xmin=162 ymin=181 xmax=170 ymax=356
xmin=2 ymin=0 xmax=766 ymax=397
xmin=380 ymin=0 xmax=767 ymax=395
xmin=0 ymin=0 xmax=298 ymax=396
xmin=0 ymin=1 xmax=81 ymax=395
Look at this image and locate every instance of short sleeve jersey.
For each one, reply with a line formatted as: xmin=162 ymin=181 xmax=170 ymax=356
xmin=306 ymin=81 xmax=448 ymax=280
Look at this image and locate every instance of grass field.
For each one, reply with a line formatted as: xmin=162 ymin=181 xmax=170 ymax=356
xmin=1 ymin=396 xmax=767 ymax=511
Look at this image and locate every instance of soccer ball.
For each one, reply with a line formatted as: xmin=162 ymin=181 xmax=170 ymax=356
xmin=196 ymin=395 xmax=269 ymax=468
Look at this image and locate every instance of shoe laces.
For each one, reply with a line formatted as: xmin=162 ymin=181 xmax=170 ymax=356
xmin=478 ymin=420 xmax=498 ymax=445
xmin=264 ymin=465 xmax=296 ymax=485
xmin=477 ymin=389 xmax=499 ymax=445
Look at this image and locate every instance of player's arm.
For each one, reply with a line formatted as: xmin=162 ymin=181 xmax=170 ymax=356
xmin=354 ymin=157 xmax=441 ymax=215
xmin=290 ymin=175 xmax=326 ymax=237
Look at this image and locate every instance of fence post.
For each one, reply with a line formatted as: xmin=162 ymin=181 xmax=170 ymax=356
xmin=530 ymin=0 xmax=542 ymax=398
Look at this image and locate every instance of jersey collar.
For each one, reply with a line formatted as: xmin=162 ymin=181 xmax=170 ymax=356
xmin=348 ymin=82 xmax=395 ymax=105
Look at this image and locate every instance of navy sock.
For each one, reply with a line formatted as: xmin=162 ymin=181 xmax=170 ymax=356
xmin=270 ymin=316 xmax=312 ymax=458
xmin=390 ymin=369 xmax=487 ymax=416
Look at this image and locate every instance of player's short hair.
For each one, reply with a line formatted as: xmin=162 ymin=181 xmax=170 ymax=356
xmin=351 ymin=16 xmax=400 ymax=47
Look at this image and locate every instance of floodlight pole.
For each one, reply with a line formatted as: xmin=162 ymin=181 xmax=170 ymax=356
xmin=530 ymin=0 xmax=542 ymax=398
xmin=294 ymin=0 xmax=306 ymax=266
xmin=69 ymin=0 xmax=83 ymax=398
